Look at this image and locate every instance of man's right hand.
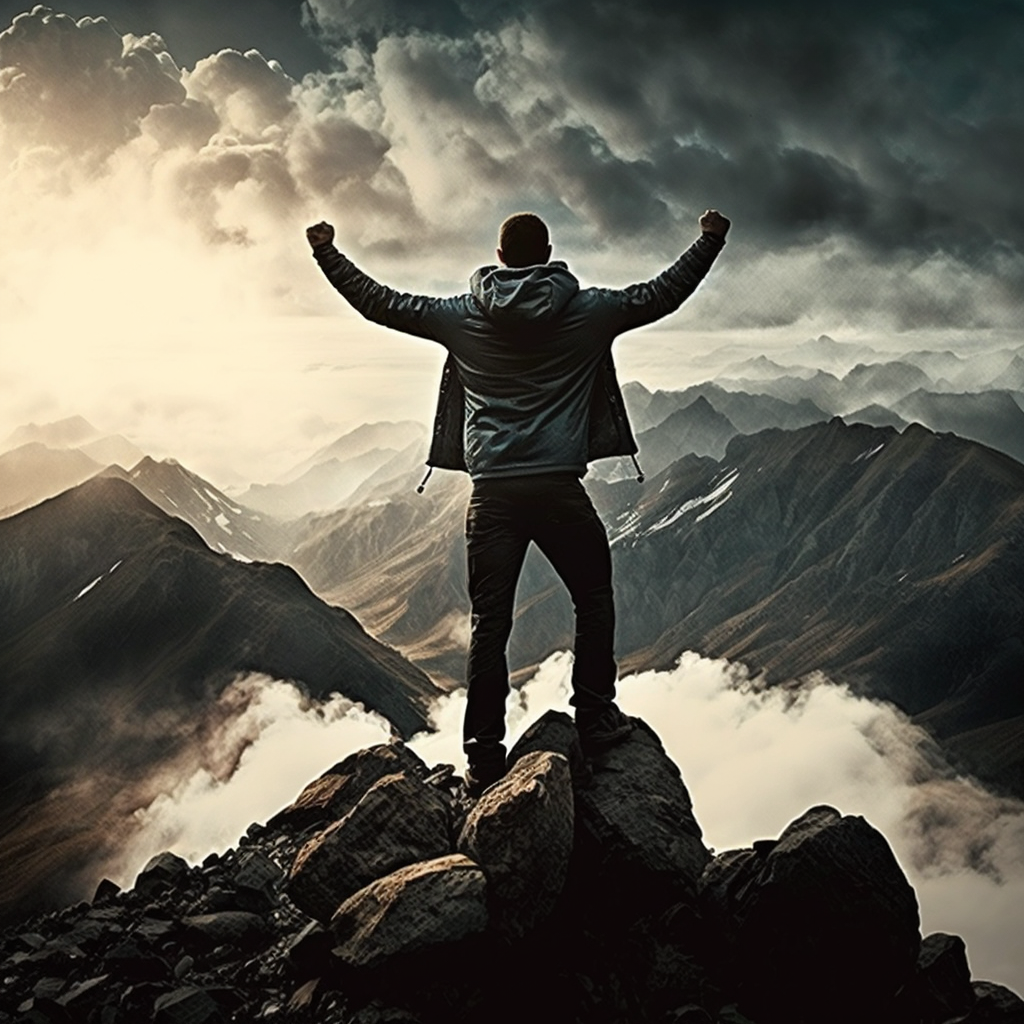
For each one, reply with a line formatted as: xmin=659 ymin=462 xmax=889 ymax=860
xmin=306 ymin=221 xmax=335 ymax=248
xmin=699 ymin=209 xmax=730 ymax=238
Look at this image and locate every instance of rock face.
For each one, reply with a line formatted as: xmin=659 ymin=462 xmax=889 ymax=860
xmin=1 ymin=715 xmax=1021 ymax=1024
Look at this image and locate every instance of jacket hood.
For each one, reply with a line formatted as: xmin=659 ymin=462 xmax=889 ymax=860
xmin=469 ymin=260 xmax=579 ymax=324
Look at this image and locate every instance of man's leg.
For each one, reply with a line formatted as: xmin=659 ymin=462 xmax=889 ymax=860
xmin=463 ymin=481 xmax=529 ymax=784
xmin=531 ymin=476 xmax=617 ymax=711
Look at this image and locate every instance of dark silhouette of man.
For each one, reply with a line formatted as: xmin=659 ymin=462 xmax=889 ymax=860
xmin=306 ymin=209 xmax=729 ymax=795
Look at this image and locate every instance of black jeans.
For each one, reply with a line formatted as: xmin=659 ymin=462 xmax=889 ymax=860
xmin=463 ymin=473 xmax=617 ymax=768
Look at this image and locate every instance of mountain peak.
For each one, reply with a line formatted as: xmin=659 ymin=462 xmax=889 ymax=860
xmin=1 ymin=713 xmax=1017 ymax=1022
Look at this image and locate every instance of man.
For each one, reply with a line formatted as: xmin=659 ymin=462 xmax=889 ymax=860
xmin=306 ymin=208 xmax=730 ymax=795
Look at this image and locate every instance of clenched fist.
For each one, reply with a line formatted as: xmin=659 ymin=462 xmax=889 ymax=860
xmin=306 ymin=221 xmax=335 ymax=248
xmin=699 ymin=209 xmax=730 ymax=238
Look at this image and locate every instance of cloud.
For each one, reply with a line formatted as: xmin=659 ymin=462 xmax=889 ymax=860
xmin=0 ymin=10 xmax=183 ymax=162
xmin=110 ymin=674 xmax=393 ymax=871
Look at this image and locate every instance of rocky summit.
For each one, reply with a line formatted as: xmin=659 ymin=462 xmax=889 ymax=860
xmin=1 ymin=713 xmax=1020 ymax=1024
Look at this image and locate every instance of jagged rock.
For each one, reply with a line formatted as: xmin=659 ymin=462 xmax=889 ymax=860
xmin=181 ymin=911 xmax=272 ymax=952
xmin=330 ymin=854 xmax=488 ymax=970
xmin=285 ymin=921 xmax=335 ymax=976
xmin=964 ymin=982 xmax=1024 ymax=1023
xmin=92 ymin=878 xmax=121 ymax=902
xmin=699 ymin=805 xmax=921 ymax=1024
xmin=286 ymin=771 xmax=452 ymax=923
xmin=574 ymin=718 xmax=710 ymax=910
xmin=457 ymin=749 xmax=574 ymax=937
xmin=231 ymin=849 xmax=283 ymax=912
xmin=270 ymin=741 xmax=429 ymax=831
xmin=135 ymin=852 xmax=190 ymax=896
xmin=914 ymin=932 xmax=975 ymax=1023
xmin=103 ymin=937 xmax=169 ymax=981
xmin=56 ymin=975 xmax=109 ymax=1015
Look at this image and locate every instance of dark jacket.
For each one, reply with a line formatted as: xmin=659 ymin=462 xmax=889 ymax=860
xmin=312 ymin=232 xmax=725 ymax=479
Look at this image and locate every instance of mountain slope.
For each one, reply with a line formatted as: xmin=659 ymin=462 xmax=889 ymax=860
xmin=603 ymin=420 xmax=1024 ymax=792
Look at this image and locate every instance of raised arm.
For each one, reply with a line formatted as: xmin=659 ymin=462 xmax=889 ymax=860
xmin=306 ymin=221 xmax=448 ymax=342
xmin=612 ymin=209 xmax=730 ymax=332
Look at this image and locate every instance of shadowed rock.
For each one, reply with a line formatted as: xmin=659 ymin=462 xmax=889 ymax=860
xmin=575 ymin=717 xmax=710 ymax=910
xmin=458 ymin=749 xmax=573 ymax=937
xmin=330 ymin=854 xmax=488 ymax=970
xmin=963 ymin=982 xmax=1024 ymax=1023
xmin=134 ymin=852 xmax=189 ymax=897
xmin=506 ymin=709 xmax=590 ymax=786
xmin=914 ymin=932 xmax=975 ymax=1023
xmin=700 ymin=804 xmax=921 ymax=1024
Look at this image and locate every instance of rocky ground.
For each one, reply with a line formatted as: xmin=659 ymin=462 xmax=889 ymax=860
xmin=2 ymin=712 xmax=1021 ymax=1024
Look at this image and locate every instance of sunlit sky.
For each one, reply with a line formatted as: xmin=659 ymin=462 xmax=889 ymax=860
xmin=2 ymin=0 xmax=1022 ymax=485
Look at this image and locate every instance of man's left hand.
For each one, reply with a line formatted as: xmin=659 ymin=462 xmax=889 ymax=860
xmin=306 ymin=221 xmax=335 ymax=248
xmin=699 ymin=209 xmax=730 ymax=238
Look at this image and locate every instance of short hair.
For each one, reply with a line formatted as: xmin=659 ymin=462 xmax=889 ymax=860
xmin=498 ymin=212 xmax=550 ymax=267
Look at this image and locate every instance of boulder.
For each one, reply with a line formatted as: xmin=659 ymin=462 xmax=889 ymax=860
xmin=457 ymin=750 xmax=574 ymax=937
xmin=286 ymin=772 xmax=451 ymax=923
xmin=152 ymin=986 xmax=223 ymax=1024
xmin=963 ymin=982 xmax=1024 ymax=1023
xmin=181 ymin=912 xmax=271 ymax=953
xmin=699 ymin=805 xmax=921 ymax=1024
xmin=231 ymin=849 xmax=283 ymax=912
xmin=914 ymin=932 xmax=975 ymax=1023
xmin=134 ymin=851 xmax=190 ymax=896
xmin=330 ymin=854 xmax=488 ymax=970
xmin=506 ymin=710 xmax=590 ymax=786
xmin=269 ymin=741 xmax=428 ymax=831
xmin=574 ymin=717 xmax=710 ymax=909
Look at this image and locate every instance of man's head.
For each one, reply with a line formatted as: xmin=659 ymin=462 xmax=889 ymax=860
xmin=497 ymin=212 xmax=551 ymax=268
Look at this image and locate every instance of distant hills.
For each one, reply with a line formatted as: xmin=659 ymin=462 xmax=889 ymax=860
xmin=240 ymin=420 xmax=427 ymax=518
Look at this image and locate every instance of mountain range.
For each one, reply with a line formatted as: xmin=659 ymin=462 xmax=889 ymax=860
xmin=3 ymin=346 xmax=1024 ymax=922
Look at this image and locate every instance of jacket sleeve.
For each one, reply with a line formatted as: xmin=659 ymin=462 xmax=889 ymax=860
xmin=312 ymin=243 xmax=451 ymax=342
xmin=610 ymin=232 xmax=726 ymax=332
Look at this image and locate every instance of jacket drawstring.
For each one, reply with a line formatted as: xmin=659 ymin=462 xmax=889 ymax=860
xmin=630 ymin=454 xmax=645 ymax=483
xmin=416 ymin=466 xmax=434 ymax=493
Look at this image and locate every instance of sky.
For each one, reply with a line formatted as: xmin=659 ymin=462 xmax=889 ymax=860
xmin=1 ymin=0 xmax=1023 ymax=483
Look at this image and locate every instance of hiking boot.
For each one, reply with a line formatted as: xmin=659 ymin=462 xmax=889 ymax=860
xmin=464 ymin=763 xmax=505 ymax=799
xmin=577 ymin=702 xmax=634 ymax=756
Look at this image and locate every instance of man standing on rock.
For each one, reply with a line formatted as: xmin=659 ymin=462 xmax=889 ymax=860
xmin=306 ymin=208 xmax=730 ymax=795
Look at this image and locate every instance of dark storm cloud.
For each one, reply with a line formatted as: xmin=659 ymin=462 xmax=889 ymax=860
xmin=1 ymin=0 xmax=1021 ymax=327
xmin=0 ymin=0 xmax=326 ymax=74
xmin=306 ymin=0 xmax=1024 ymax=267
